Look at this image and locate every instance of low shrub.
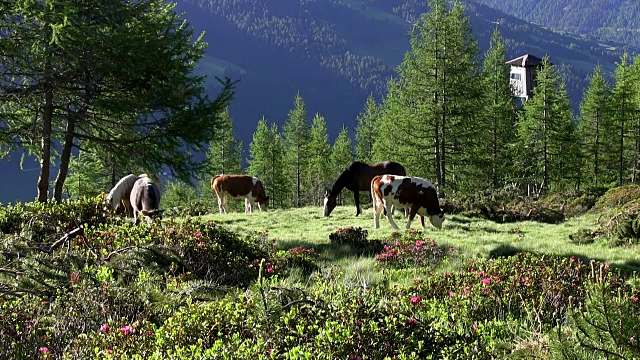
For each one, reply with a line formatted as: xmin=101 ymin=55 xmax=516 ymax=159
xmin=376 ymin=230 xmax=452 ymax=269
xmin=329 ymin=227 xmax=383 ymax=254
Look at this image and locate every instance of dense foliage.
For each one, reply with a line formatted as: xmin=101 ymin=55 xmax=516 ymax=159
xmin=1 ymin=198 xmax=639 ymax=359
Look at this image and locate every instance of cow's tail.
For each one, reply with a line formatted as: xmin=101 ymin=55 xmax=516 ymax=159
xmin=370 ymin=175 xmax=382 ymax=212
xmin=211 ymin=175 xmax=222 ymax=191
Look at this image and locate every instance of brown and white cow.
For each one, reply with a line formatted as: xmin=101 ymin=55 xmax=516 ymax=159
xmin=211 ymin=175 xmax=269 ymax=214
xmin=130 ymin=177 xmax=163 ymax=224
xmin=371 ymin=175 xmax=445 ymax=230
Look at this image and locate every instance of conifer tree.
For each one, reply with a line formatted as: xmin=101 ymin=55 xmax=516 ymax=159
xmin=205 ymin=107 xmax=243 ymax=176
xmin=355 ymin=95 xmax=380 ymax=163
xmin=578 ymin=64 xmax=614 ymax=187
xmin=611 ymin=52 xmax=639 ymax=184
xmin=306 ymin=113 xmax=332 ymax=205
xmin=282 ymin=93 xmax=310 ymax=207
xmin=480 ymin=28 xmax=517 ymax=190
xmin=330 ymin=126 xmax=354 ymax=205
xmin=247 ymin=118 xmax=288 ymax=208
xmin=376 ymin=0 xmax=482 ymax=195
xmin=518 ymin=56 xmax=579 ymax=193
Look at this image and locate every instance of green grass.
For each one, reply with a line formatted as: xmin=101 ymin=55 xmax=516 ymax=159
xmin=198 ymin=205 xmax=640 ymax=282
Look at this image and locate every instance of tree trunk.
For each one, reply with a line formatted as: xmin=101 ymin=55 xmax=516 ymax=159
xmin=53 ymin=118 xmax=76 ymax=202
xmin=37 ymin=87 xmax=53 ymax=202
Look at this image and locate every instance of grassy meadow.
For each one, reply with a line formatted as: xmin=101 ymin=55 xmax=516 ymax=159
xmin=2 ymin=192 xmax=640 ymax=358
xmin=202 ymin=204 xmax=640 ymax=278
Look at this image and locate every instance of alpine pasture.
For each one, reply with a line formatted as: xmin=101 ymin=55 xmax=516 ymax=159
xmin=1 ymin=188 xmax=640 ymax=359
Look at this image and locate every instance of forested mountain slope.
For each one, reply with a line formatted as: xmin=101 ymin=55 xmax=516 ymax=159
xmin=179 ymin=0 xmax=634 ymax=135
xmin=1 ymin=0 xmax=637 ymax=203
xmin=472 ymin=0 xmax=640 ymax=48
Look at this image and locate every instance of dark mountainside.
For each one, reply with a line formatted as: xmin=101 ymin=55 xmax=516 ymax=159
xmin=472 ymin=0 xmax=640 ymax=48
xmin=1 ymin=0 xmax=637 ymax=203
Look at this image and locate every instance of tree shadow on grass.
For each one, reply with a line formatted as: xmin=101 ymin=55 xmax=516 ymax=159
xmin=489 ymin=244 xmax=523 ymax=258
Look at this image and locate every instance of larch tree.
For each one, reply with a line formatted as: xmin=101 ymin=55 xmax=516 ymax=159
xmin=611 ymin=52 xmax=639 ymax=185
xmin=306 ymin=113 xmax=332 ymax=205
xmin=578 ymin=64 xmax=614 ymax=187
xmin=354 ymin=94 xmax=380 ymax=163
xmin=282 ymin=93 xmax=310 ymax=207
xmin=0 ymin=0 xmax=233 ymax=202
xmin=480 ymin=28 xmax=518 ymax=190
xmin=205 ymin=107 xmax=243 ymax=176
xmin=330 ymin=126 xmax=354 ymax=205
xmin=518 ymin=56 xmax=579 ymax=193
xmin=376 ymin=0 xmax=482 ymax=195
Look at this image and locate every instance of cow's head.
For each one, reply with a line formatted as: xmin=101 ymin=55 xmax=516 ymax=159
xmin=428 ymin=209 xmax=445 ymax=229
xmin=258 ymin=196 xmax=270 ymax=211
xmin=323 ymin=188 xmax=336 ymax=217
xmin=140 ymin=209 xmax=164 ymax=224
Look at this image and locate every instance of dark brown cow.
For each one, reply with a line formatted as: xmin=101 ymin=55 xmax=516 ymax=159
xmin=371 ymin=175 xmax=444 ymax=230
xmin=130 ymin=177 xmax=163 ymax=224
xmin=211 ymin=175 xmax=269 ymax=214
xmin=323 ymin=161 xmax=406 ymax=216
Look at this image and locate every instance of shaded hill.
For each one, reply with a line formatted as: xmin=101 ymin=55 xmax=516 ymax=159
xmin=472 ymin=0 xmax=640 ymax=48
xmin=1 ymin=0 xmax=638 ymax=203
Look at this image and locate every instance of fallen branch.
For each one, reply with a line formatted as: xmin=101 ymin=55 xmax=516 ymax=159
xmin=49 ymin=227 xmax=84 ymax=252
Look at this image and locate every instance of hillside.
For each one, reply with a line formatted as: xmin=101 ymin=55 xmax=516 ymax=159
xmin=472 ymin=0 xmax=640 ymax=48
xmin=1 ymin=0 xmax=638 ymax=203
xmin=178 ymin=0 xmax=635 ymax=137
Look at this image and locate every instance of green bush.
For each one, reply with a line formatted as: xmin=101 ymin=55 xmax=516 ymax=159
xmin=329 ymin=227 xmax=383 ymax=254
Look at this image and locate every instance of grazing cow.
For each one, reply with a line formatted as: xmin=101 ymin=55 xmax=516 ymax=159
xmin=105 ymin=173 xmax=162 ymax=217
xmin=106 ymin=174 xmax=138 ymax=216
xmin=129 ymin=177 xmax=163 ymax=224
xmin=211 ymin=174 xmax=269 ymax=214
xmin=323 ymin=161 xmax=406 ymax=217
xmin=371 ymin=175 xmax=445 ymax=230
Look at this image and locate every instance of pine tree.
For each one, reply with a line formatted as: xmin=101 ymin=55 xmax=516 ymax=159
xmin=205 ymin=107 xmax=243 ymax=176
xmin=518 ymin=56 xmax=579 ymax=193
xmin=480 ymin=28 xmax=518 ymax=190
xmin=611 ymin=52 xmax=639 ymax=185
xmin=355 ymin=94 xmax=379 ymax=163
xmin=306 ymin=113 xmax=332 ymax=205
xmin=282 ymin=93 xmax=310 ymax=207
xmin=578 ymin=64 xmax=614 ymax=187
xmin=330 ymin=126 xmax=354 ymax=206
xmin=375 ymin=0 xmax=482 ymax=195
xmin=248 ymin=117 xmax=274 ymax=202
xmin=247 ymin=118 xmax=288 ymax=208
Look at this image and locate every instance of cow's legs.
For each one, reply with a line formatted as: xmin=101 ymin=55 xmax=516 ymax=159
xmin=354 ymin=190 xmax=361 ymax=216
xmin=373 ymin=197 xmax=382 ymax=229
xmin=217 ymin=194 xmax=224 ymax=214
xmin=385 ymin=201 xmax=399 ymax=229
xmin=407 ymin=205 xmax=421 ymax=229
xmin=245 ymin=198 xmax=254 ymax=214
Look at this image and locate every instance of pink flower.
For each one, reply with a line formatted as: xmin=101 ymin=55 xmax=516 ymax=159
xmin=472 ymin=323 xmax=478 ymax=330
xmin=570 ymin=256 xmax=575 ymax=262
xmin=404 ymin=318 xmax=418 ymax=325
xmin=253 ymin=259 xmax=260 ymax=264
xmin=197 ymin=241 xmax=204 ymax=248
xmin=415 ymin=240 xmax=425 ymax=246
xmin=414 ymin=246 xmax=421 ymax=251
xmin=39 ymin=347 xmax=50 ymax=354
xmin=147 ymin=330 xmax=153 ymax=337
xmin=632 ymin=295 xmax=638 ymax=302
xmin=450 ymin=247 xmax=455 ymax=252
xmin=482 ymin=277 xmax=491 ymax=285
xmin=267 ymin=268 xmax=274 ymax=273
xmin=469 ymin=259 xmax=474 ymax=264
xmin=77 ymin=237 xmax=84 ymax=244
xmin=100 ymin=324 xmax=109 ymax=332
xmin=120 ymin=325 xmax=134 ymax=335
xmin=267 ymin=348 xmax=274 ymax=354
xmin=193 ymin=232 xmax=202 ymax=238
xmin=409 ymin=296 xmax=421 ymax=305
xmin=107 ymin=349 xmax=113 ymax=355
xmin=448 ymin=291 xmax=455 ymax=297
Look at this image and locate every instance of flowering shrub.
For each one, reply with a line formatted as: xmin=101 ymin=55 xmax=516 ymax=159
xmin=329 ymin=227 xmax=383 ymax=254
xmin=376 ymin=232 xmax=451 ymax=269
xmin=258 ymin=246 xmax=320 ymax=277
